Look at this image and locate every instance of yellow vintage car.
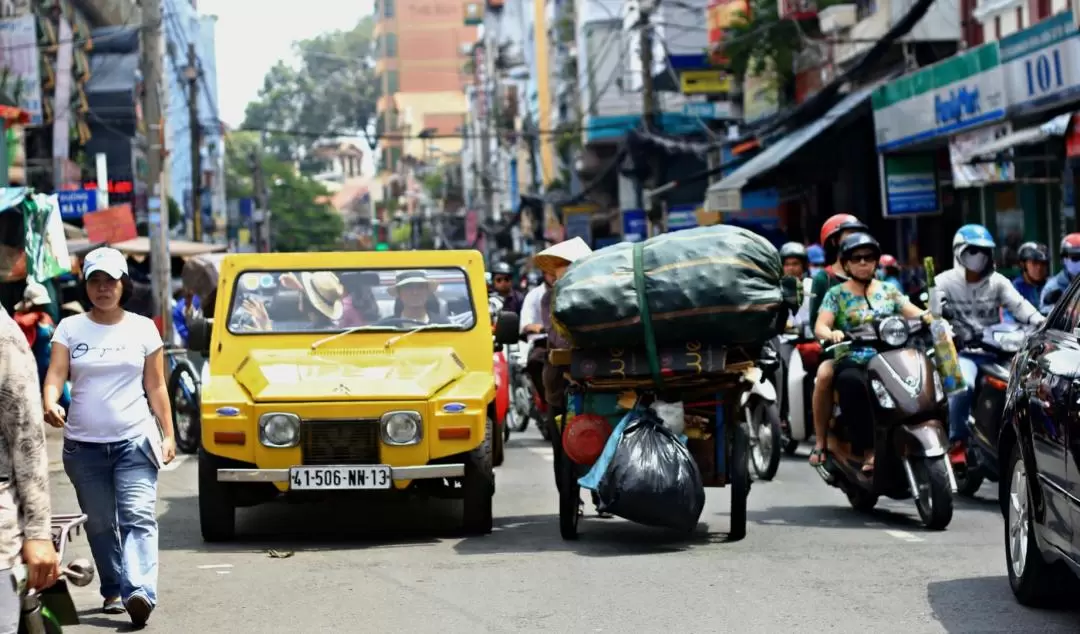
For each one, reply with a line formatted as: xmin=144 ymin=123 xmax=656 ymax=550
xmin=185 ymin=250 xmax=520 ymax=541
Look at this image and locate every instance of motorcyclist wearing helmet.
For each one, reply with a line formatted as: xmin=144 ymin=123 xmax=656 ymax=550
xmin=780 ymin=242 xmax=809 ymax=279
xmin=814 ymin=233 xmax=928 ymax=471
xmin=808 ymin=214 xmax=868 ymax=466
xmin=937 ymin=224 xmax=1043 ymax=463
xmin=807 ymin=244 xmax=826 ymax=278
xmin=1038 ymin=234 xmax=1080 ymax=313
xmin=489 ymin=261 xmax=523 ymax=315
xmin=878 ymin=254 xmax=903 ymax=292
xmin=1010 ymin=242 xmax=1048 ymax=312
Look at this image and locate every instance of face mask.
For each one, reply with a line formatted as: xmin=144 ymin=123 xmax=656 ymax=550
xmin=960 ymin=252 xmax=989 ymax=273
xmin=1065 ymin=260 xmax=1080 ymax=277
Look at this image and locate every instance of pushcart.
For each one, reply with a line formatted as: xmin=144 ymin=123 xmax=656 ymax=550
xmin=548 ymin=342 xmax=768 ymax=542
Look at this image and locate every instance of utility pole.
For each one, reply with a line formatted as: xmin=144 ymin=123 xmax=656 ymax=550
xmin=639 ymin=4 xmax=663 ymax=232
xmin=477 ymin=40 xmax=495 ymax=231
xmin=251 ymin=147 xmax=269 ymax=252
xmin=187 ymin=42 xmax=203 ymax=242
xmin=141 ymin=0 xmax=172 ymax=336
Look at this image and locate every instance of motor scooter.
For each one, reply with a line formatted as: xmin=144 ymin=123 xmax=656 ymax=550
xmin=777 ymin=277 xmax=818 ymax=455
xmin=745 ymin=345 xmax=783 ymax=480
xmin=953 ymin=322 xmax=1034 ymax=497
xmin=814 ymin=318 xmax=957 ymax=530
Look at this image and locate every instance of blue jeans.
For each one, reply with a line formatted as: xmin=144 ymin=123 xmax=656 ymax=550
xmin=947 ymin=353 xmax=993 ymax=443
xmin=62 ymin=436 xmax=159 ymax=606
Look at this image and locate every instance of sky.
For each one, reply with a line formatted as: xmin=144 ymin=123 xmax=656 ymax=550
xmin=198 ymin=0 xmax=375 ymax=128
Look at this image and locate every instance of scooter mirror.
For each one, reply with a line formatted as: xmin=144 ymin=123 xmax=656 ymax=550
xmin=66 ymin=558 xmax=96 ymax=587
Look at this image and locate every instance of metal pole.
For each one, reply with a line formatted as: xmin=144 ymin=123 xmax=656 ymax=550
xmin=251 ymin=148 xmax=268 ymax=252
xmin=141 ymin=0 xmax=171 ymax=335
xmin=478 ymin=40 xmax=494 ymax=226
xmin=639 ymin=7 xmax=662 ymax=229
xmin=188 ymin=42 xmax=203 ymax=242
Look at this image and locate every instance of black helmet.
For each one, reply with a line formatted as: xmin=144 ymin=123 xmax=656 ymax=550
xmin=838 ymin=232 xmax=882 ymax=262
xmin=490 ymin=262 xmax=513 ymax=277
xmin=1017 ymin=242 xmax=1049 ymax=263
xmin=779 ymin=242 xmax=808 ymax=263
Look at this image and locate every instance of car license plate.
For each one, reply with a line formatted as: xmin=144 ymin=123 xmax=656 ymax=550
xmin=288 ymin=465 xmax=392 ymax=490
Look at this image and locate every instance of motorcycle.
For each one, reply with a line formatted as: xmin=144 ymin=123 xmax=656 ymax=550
xmin=506 ymin=337 xmax=535 ymax=433
xmin=745 ymin=345 xmax=783 ymax=480
xmin=953 ymin=322 xmax=1034 ymax=497
xmin=814 ymin=317 xmax=957 ymax=530
xmin=776 ymin=331 xmax=819 ymax=455
xmin=16 ymin=514 xmax=96 ymax=633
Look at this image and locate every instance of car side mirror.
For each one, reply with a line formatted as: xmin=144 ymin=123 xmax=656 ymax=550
xmin=493 ymin=311 xmax=520 ymax=345
xmin=187 ymin=315 xmax=213 ymax=355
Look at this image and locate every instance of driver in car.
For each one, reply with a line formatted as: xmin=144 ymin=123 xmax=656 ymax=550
xmin=389 ymin=271 xmax=449 ymax=324
xmin=935 ymin=225 xmax=1043 ymax=465
xmin=814 ymin=233 xmax=929 ymax=472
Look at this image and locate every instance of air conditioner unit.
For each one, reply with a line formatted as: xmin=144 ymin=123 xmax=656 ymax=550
xmin=818 ymin=4 xmax=857 ymax=33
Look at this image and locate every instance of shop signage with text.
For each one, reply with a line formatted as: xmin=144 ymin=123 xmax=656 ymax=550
xmin=872 ymin=43 xmax=1007 ymax=151
xmin=82 ymin=204 xmax=137 ymax=243
xmin=999 ymin=11 xmax=1080 ymax=115
xmin=878 ymin=154 xmax=940 ymax=217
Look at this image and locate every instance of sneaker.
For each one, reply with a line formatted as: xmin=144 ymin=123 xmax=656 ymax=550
xmin=102 ymin=597 xmax=125 ymax=614
xmin=125 ymin=593 xmax=153 ymax=627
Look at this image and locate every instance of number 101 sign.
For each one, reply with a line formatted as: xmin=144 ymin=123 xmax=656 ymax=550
xmin=1004 ymin=35 xmax=1080 ymax=114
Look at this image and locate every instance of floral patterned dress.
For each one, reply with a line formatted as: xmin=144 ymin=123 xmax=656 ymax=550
xmin=819 ymin=282 xmax=910 ymax=364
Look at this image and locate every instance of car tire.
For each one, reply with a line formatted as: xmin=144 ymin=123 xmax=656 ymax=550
xmin=198 ymin=449 xmax=236 ymax=542
xmin=493 ymin=417 xmax=506 ymax=467
xmin=1005 ymin=443 xmax=1069 ymax=607
xmin=462 ymin=416 xmax=495 ymax=535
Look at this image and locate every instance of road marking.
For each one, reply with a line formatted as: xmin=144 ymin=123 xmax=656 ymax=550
xmin=525 ymin=447 xmax=554 ymax=462
xmin=884 ymin=529 xmax=924 ymax=543
xmin=197 ymin=564 xmax=233 ymax=570
xmin=216 ymin=571 xmax=231 ymax=575
xmin=162 ymin=454 xmax=192 ymax=472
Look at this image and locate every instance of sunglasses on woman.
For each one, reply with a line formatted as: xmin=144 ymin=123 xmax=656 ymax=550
xmin=848 ymin=252 xmax=879 ymax=264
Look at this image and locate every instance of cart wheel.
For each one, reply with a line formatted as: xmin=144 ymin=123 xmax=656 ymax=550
xmin=728 ymin=421 xmax=751 ymax=542
xmin=555 ymin=430 xmax=581 ymax=540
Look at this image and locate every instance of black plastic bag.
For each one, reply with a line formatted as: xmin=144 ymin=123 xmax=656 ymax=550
xmin=596 ymin=410 xmax=705 ymax=532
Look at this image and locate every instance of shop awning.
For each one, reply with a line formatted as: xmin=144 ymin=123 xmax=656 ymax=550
xmin=962 ymin=113 xmax=1073 ymax=161
xmin=705 ymin=83 xmax=880 ymax=212
xmin=110 ymin=237 xmax=228 ymax=257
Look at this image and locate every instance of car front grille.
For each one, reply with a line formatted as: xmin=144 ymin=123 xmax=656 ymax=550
xmin=300 ymin=420 xmax=381 ymax=465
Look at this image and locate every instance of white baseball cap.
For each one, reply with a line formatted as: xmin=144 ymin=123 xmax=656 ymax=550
xmin=83 ymin=247 xmax=128 ymax=279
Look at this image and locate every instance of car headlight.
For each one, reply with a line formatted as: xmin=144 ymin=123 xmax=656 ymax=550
xmin=259 ymin=413 xmax=300 ymax=448
xmin=879 ymin=317 xmax=909 ymax=347
xmin=381 ymin=411 xmax=422 ymax=446
xmin=993 ymin=330 xmax=1026 ymax=353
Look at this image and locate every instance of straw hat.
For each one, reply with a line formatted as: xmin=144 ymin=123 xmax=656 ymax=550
xmin=387 ymin=270 xmax=439 ymax=296
xmin=14 ymin=282 xmax=50 ymax=312
xmin=534 ymin=237 xmax=592 ymax=275
xmin=299 ymin=271 xmax=346 ymax=321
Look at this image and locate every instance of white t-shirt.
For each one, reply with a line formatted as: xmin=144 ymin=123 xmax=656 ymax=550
xmin=519 ymin=284 xmax=547 ymax=343
xmin=52 ymin=312 xmax=164 ymax=443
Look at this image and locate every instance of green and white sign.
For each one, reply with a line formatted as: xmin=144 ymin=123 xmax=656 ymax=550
xmin=999 ymin=11 xmax=1080 ymax=115
xmin=872 ymin=44 xmax=1008 ymax=152
xmin=878 ymin=154 xmax=940 ymax=218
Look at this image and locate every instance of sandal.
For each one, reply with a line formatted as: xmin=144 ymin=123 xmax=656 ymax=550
xmin=809 ymin=448 xmax=828 ymax=466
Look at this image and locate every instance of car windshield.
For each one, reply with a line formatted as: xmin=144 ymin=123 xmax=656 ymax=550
xmin=226 ymin=267 xmax=476 ymax=334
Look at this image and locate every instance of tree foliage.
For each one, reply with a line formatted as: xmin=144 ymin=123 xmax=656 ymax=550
xmin=242 ymin=18 xmax=378 ymax=173
xmin=722 ymin=0 xmax=841 ymax=84
xmin=224 ymin=131 xmax=344 ymax=252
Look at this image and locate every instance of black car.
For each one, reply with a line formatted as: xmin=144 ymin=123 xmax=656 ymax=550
xmin=1000 ymin=284 xmax=1080 ymax=606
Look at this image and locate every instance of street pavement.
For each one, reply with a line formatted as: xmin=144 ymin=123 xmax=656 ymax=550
xmin=46 ymin=428 xmax=1080 ymax=634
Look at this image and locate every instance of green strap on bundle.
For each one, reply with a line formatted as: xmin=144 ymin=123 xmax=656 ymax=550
xmin=632 ymin=241 xmax=663 ymax=388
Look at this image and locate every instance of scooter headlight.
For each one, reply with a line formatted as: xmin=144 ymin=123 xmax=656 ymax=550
xmin=993 ymin=330 xmax=1026 ymax=353
xmin=879 ymin=317 xmax=909 ymax=347
xmin=871 ymin=379 xmax=896 ymax=409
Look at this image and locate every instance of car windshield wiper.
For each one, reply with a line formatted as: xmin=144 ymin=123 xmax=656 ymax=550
xmin=310 ymin=326 xmax=388 ymax=350
xmin=383 ymin=323 xmax=464 ymax=349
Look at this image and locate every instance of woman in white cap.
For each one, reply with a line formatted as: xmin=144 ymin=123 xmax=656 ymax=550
xmin=41 ymin=247 xmax=173 ymax=627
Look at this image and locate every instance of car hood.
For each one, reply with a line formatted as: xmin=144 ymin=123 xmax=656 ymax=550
xmin=234 ymin=347 xmax=466 ymax=402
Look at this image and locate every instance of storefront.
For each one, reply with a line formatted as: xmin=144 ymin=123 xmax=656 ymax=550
xmin=872 ymin=12 xmax=1080 ymax=273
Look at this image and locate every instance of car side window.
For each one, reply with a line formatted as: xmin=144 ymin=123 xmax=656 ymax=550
xmin=1047 ymin=282 xmax=1080 ymax=333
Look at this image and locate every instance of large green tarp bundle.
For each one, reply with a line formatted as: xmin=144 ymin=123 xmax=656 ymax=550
xmin=552 ymin=225 xmax=783 ymax=349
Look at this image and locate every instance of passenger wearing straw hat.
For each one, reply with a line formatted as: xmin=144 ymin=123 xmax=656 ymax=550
xmin=389 ymin=271 xmax=449 ymax=324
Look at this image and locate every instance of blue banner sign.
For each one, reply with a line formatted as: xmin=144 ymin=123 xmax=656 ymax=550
xmin=57 ymin=189 xmax=97 ymax=220
xmin=622 ymin=209 xmax=647 ymax=242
